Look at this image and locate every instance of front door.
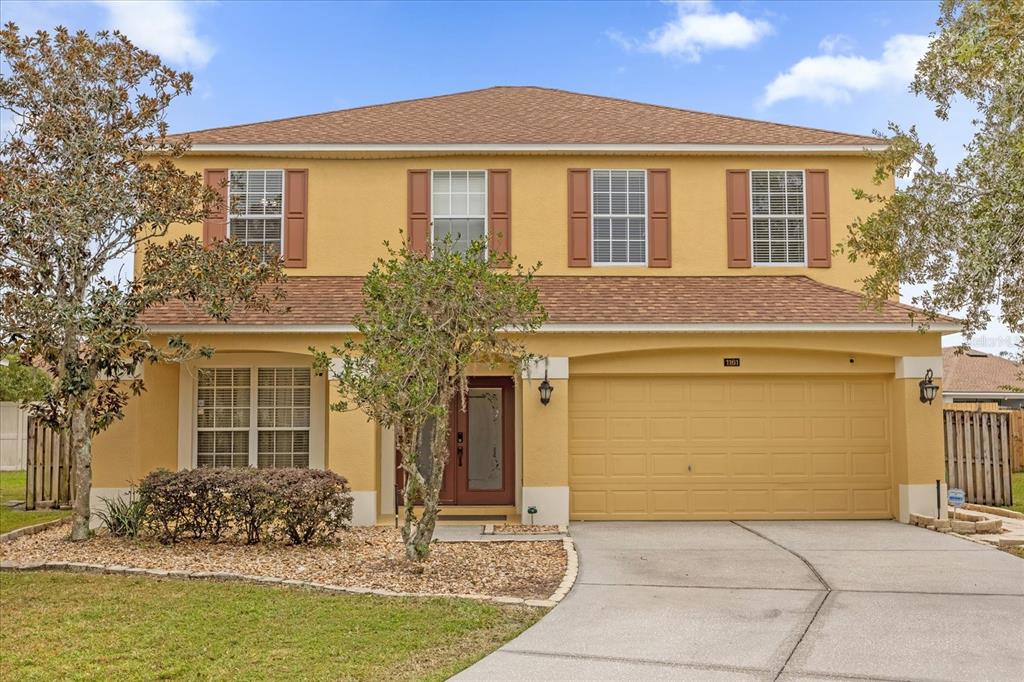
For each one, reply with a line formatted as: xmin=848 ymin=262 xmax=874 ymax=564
xmin=402 ymin=377 xmax=515 ymax=506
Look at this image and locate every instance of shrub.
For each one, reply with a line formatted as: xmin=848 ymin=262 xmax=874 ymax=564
xmin=95 ymin=490 xmax=145 ymax=538
xmin=134 ymin=467 xmax=354 ymax=545
xmin=138 ymin=469 xmax=194 ymax=544
xmin=226 ymin=470 xmax=281 ymax=545
xmin=273 ymin=469 xmax=353 ymax=544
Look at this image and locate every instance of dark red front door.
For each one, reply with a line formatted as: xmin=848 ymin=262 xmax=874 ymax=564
xmin=400 ymin=377 xmax=515 ymax=506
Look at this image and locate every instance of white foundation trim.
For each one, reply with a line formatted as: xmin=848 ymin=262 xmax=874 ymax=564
xmin=898 ymin=482 xmax=947 ymax=523
xmin=379 ymin=426 xmax=396 ymax=515
xmin=522 ymin=356 xmax=569 ymax=380
xmin=350 ymin=491 xmax=377 ymax=527
xmin=89 ymin=487 xmax=133 ymax=529
xmin=186 ymin=143 xmax=888 ymax=154
xmin=895 ymin=356 xmax=944 ymax=379
xmin=521 ymin=486 xmax=570 ymax=526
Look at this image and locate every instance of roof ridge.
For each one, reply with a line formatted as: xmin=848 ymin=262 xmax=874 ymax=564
xmin=173 ymin=85 xmax=881 ymax=143
xmin=518 ymin=86 xmax=881 ymax=143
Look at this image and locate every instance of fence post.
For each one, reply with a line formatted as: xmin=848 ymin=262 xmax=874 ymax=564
xmin=25 ymin=418 xmax=36 ymax=510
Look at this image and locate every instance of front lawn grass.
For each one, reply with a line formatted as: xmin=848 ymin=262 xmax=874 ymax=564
xmin=0 ymin=572 xmax=540 ymax=681
xmin=1004 ymin=472 xmax=1024 ymax=514
xmin=0 ymin=470 xmax=69 ymax=535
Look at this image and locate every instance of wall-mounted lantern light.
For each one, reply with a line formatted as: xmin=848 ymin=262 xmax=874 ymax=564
xmin=919 ymin=369 xmax=939 ymax=404
xmin=538 ymin=370 xmax=554 ymax=406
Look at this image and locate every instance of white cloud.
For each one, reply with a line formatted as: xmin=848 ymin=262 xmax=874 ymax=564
xmin=761 ymin=33 xmax=929 ymax=107
xmin=818 ymin=33 xmax=855 ymax=55
xmin=98 ymin=1 xmax=214 ymax=68
xmin=613 ymin=1 xmax=773 ymax=62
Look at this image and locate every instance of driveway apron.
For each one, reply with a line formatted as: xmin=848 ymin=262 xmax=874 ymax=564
xmin=454 ymin=520 xmax=1024 ymax=681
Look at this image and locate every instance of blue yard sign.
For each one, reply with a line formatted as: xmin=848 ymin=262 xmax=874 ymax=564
xmin=948 ymin=488 xmax=966 ymax=507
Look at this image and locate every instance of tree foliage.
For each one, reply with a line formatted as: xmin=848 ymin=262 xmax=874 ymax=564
xmin=843 ymin=0 xmax=1023 ymax=357
xmin=314 ymin=239 xmax=546 ymax=560
xmin=0 ymin=355 xmax=50 ymax=402
xmin=0 ymin=25 xmax=284 ymax=539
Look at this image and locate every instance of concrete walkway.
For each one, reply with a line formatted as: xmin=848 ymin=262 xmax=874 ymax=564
xmin=455 ymin=520 xmax=1024 ymax=681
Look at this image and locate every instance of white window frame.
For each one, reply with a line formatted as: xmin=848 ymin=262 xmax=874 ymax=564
xmin=430 ymin=170 xmax=488 ymax=257
xmin=227 ymin=169 xmax=286 ymax=259
xmin=591 ymin=169 xmax=648 ymax=267
xmin=177 ymin=353 xmax=325 ymax=470
xmin=749 ymin=169 xmax=807 ymax=267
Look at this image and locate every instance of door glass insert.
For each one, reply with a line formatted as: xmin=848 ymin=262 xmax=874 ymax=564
xmin=415 ymin=416 xmax=437 ymax=482
xmin=467 ymin=388 xmax=503 ymax=490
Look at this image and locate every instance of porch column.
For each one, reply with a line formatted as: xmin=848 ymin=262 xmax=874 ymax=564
xmin=893 ymin=356 xmax=946 ymax=522
xmin=326 ymin=375 xmax=378 ymax=526
xmin=520 ymin=357 xmax=570 ymax=526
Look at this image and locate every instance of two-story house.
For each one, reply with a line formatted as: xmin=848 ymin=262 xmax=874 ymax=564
xmin=93 ymin=86 xmax=957 ymax=527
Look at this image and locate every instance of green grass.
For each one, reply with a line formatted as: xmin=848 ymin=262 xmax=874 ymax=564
xmin=1002 ymin=472 xmax=1024 ymax=515
xmin=0 ymin=572 xmax=541 ymax=681
xmin=0 ymin=470 xmax=70 ymax=534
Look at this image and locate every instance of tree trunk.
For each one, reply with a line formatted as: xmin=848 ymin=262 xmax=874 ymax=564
xmin=69 ymin=405 xmax=93 ymax=541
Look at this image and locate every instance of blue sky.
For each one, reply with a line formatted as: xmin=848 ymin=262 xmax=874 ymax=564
xmin=3 ymin=0 xmax=1016 ymax=352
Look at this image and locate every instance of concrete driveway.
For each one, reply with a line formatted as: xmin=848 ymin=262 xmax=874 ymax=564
xmin=455 ymin=521 xmax=1024 ymax=681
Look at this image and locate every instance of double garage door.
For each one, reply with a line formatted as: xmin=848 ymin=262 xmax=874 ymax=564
xmin=569 ymin=375 xmax=893 ymax=520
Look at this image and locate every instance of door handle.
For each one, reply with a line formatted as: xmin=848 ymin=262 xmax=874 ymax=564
xmin=457 ymin=446 xmax=463 ymax=467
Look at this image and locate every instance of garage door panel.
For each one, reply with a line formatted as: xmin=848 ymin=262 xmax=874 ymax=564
xmin=569 ymin=375 xmax=892 ymax=520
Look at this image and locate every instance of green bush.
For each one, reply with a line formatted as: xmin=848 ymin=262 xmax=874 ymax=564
xmin=274 ymin=469 xmax=354 ymax=544
xmin=135 ymin=467 xmax=352 ymax=545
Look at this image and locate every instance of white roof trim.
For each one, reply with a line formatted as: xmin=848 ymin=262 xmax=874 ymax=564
xmin=146 ymin=321 xmax=960 ymax=334
xmin=943 ymin=391 xmax=1024 ymax=399
xmin=184 ymin=143 xmax=886 ymax=154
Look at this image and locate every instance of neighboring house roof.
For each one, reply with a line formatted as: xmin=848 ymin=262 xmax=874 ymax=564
xmin=942 ymin=347 xmax=1024 ymax=394
xmin=141 ymin=276 xmax=957 ymax=330
xmin=174 ymin=86 xmax=882 ymax=148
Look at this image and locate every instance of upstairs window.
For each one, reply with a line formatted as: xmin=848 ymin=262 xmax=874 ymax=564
xmin=228 ymin=170 xmax=284 ymax=261
xmin=750 ymin=170 xmax=805 ymax=265
xmin=432 ymin=170 xmax=487 ymax=254
xmin=592 ymin=169 xmax=646 ymax=265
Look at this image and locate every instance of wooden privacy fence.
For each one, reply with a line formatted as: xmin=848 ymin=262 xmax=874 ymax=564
xmin=944 ymin=410 xmax=1014 ymax=507
xmin=1011 ymin=410 xmax=1024 ymax=472
xmin=25 ymin=417 xmax=76 ymax=510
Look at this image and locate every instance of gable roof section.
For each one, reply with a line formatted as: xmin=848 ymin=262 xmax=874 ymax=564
xmin=942 ymin=347 xmax=1024 ymax=394
xmin=141 ymin=275 xmax=956 ymax=330
xmin=176 ymin=86 xmax=882 ymax=148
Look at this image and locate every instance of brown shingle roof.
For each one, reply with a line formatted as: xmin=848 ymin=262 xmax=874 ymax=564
xmin=942 ymin=348 xmax=1024 ymax=393
xmin=176 ymin=86 xmax=881 ymax=146
xmin=141 ymin=276 xmax=946 ymax=328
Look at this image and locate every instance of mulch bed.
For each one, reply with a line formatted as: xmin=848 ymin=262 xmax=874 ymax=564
xmin=0 ymin=525 xmax=565 ymax=599
xmin=493 ymin=524 xmax=562 ymax=535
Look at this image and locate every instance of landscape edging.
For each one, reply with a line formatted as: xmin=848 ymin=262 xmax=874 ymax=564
xmin=0 ymin=534 xmax=579 ymax=610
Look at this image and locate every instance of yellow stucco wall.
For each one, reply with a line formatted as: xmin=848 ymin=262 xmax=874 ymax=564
xmin=144 ymin=153 xmax=883 ymax=290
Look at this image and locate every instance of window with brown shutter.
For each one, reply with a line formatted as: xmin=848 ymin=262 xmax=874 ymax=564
xmin=805 ymin=169 xmax=831 ymax=268
xmin=488 ymin=169 xmax=511 ymax=266
xmin=725 ymin=169 xmax=751 ymax=268
xmin=202 ymin=169 xmax=228 ymax=245
xmin=567 ymin=168 xmax=591 ymax=267
xmin=647 ymin=169 xmax=671 ymax=268
xmin=284 ymin=169 xmax=308 ymax=268
xmin=407 ymin=169 xmax=430 ymax=255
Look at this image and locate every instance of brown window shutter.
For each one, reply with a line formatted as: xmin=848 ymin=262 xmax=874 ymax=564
xmin=725 ymin=169 xmax=752 ymax=268
xmin=283 ymin=169 xmax=308 ymax=268
xmin=805 ymin=169 xmax=831 ymax=268
xmin=647 ymin=169 xmax=671 ymax=268
xmin=487 ymin=169 xmax=511 ymax=267
xmin=567 ymin=168 xmax=591 ymax=267
xmin=202 ymin=169 xmax=228 ymax=246
xmin=407 ymin=169 xmax=431 ymax=255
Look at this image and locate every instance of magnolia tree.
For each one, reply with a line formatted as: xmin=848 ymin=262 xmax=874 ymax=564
xmin=843 ymin=0 xmax=1023 ymax=360
xmin=0 ymin=25 xmax=285 ymax=540
xmin=313 ymin=239 xmax=546 ymax=560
